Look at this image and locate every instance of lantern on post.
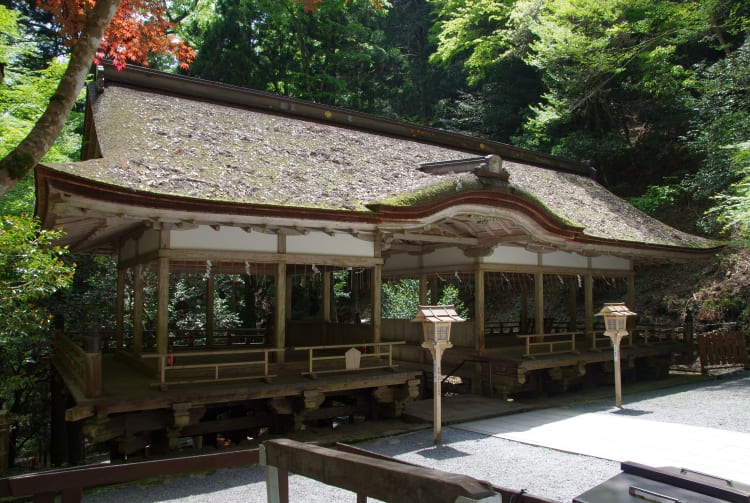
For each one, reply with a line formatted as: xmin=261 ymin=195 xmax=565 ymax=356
xmin=412 ymin=305 xmax=465 ymax=444
xmin=595 ymin=302 xmax=636 ymax=408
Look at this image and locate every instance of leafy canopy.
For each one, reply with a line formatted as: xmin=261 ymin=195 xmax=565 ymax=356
xmin=37 ymin=0 xmax=197 ymax=69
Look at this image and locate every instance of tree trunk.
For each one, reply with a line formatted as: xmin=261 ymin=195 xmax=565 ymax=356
xmin=0 ymin=0 xmax=122 ymax=195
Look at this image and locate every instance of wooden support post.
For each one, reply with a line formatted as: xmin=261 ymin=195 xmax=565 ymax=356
xmin=133 ymin=264 xmax=144 ymax=355
xmin=534 ymin=271 xmax=544 ymax=335
xmin=322 ymin=270 xmax=332 ymax=323
xmin=568 ymin=277 xmax=578 ymax=332
xmin=419 ymin=274 xmax=428 ymax=305
xmin=206 ymin=273 xmax=215 ymax=347
xmin=430 ymin=276 xmax=440 ymax=305
xmin=116 ymin=268 xmax=125 ymax=350
xmin=520 ymin=281 xmax=528 ymax=333
xmin=372 ymin=265 xmax=382 ymax=343
xmin=627 ymin=273 xmax=636 ymax=331
xmin=275 ymin=261 xmax=287 ymax=364
xmin=157 ymin=257 xmax=170 ymax=356
xmin=584 ymin=273 xmax=594 ymax=345
xmin=475 ymin=267 xmax=485 ymax=352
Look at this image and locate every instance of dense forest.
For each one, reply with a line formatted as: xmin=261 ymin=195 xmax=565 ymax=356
xmin=1 ymin=0 xmax=749 ymax=467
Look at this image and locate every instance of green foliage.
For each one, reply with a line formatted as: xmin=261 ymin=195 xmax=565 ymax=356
xmin=0 ymin=214 xmax=74 ymax=463
xmin=437 ymin=283 xmax=470 ymax=320
xmin=710 ymin=141 xmax=750 ymax=238
xmin=629 ymin=183 xmax=684 ymax=215
xmin=382 ymin=279 xmax=420 ymax=319
xmin=511 ymin=0 xmax=746 ymax=194
xmin=189 ymin=0 xmax=404 ymax=113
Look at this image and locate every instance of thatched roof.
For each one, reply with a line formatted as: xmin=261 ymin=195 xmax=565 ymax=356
xmin=39 ymin=64 xmax=718 ymax=255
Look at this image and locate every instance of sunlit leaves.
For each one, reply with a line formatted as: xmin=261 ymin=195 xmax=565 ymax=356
xmin=37 ymin=0 xmax=197 ymax=69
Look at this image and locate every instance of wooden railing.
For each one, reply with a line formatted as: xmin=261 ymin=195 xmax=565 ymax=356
xmin=0 ymin=448 xmax=260 ymax=502
xmin=52 ymin=334 xmax=102 ymax=398
xmin=293 ymin=341 xmax=405 ymax=377
xmin=517 ymin=332 xmax=581 ymax=358
xmin=0 ymin=442 xmax=554 ymax=503
xmin=634 ymin=324 xmax=681 ymax=344
xmin=141 ymin=347 xmax=283 ymax=390
xmin=261 ymin=439 xmax=555 ymax=503
xmin=141 ymin=328 xmax=267 ymax=352
xmin=591 ymin=331 xmax=634 ymax=351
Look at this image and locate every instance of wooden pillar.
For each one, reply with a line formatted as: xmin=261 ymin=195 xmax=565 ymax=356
xmin=475 ymin=267 xmax=485 ymax=352
xmin=49 ymin=370 xmax=67 ymax=467
xmin=116 ymin=268 xmax=125 ymax=350
xmin=322 ymin=270 xmax=332 ymax=322
xmin=430 ymin=276 xmax=440 ymax=305
xmin=275 ymin=261 xmax=287 ymax=364
xmin=626 ymin=273 xmax=636 ymax=331
xmin=133 ymin=264 xmax=144 ymax=355
xmin=568 ymin=277 xmax=578 ymax=331
xmin=419 ymin=274 xmax=428 ymax=305
xmin=584 ymin=273 xmax=594 ymax=344
xmin=372 ymin=265 xmax=382 ymax=343
xmin=157 ymin=257 xmax=170 ymax=355
xmin=206 ymin=272 xmax=215 ymax=347
xmin=534 ymin=271 xmax=544 ymax=335
xmin=520 ymin=281 xmax=529 ymax=333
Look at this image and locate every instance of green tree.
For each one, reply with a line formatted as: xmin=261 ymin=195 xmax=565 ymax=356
xmin=517 ymin=0 xmax=749 ymax=193
xmin=429 ymin=0 xmax=543 ymax=139
xmin=190 ymin=0 xmax=406 ymax=113
xmin=0 ymin=214 xmax=74 ymax=465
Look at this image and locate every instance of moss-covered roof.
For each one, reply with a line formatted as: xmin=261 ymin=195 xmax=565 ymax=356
xmin=43 ymin=70 xmax=717 ymax=251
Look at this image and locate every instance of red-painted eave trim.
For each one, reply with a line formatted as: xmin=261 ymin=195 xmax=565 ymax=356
xmin=36 ymin=167 xmax=722 ymax=258
xmin=372 ymin=191 xmax=584 ymax=240
xmin=35 ymin=166 xmax=380 ymax=224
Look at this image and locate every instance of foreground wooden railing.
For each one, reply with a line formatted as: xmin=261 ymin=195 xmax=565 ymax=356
xmin=52 ymin=334 xmax=102 ymax=398
xmin=293 ymin=341 xmax=405 ymax=377
xmin=261 ymin=439 xmax=555 ymax=503
xmin=0 ymin=448 xmax=260 ymax=503
xmin=0 ymin=441 xmax=554 ymax=503
xmin=517 ymin=332 xmax=581 ymax=358
xmin=141 ymin=348 xmax=283 ymax=390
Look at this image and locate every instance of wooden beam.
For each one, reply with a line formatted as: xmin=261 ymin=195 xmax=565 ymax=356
xmin=260 ymin=439 xmax=499 ymax=503
xmin=372 ymin=265 xmax=382 ymax=343
xmin=133 ymin=265 xmax=144 ymax=355
xmin=157 ymin=257 xmax=170 ymax=355
xmin=534 ymin=271 xmax=544 ymax=335
xmin=475 ymin=266 xmax=485 ymax=352
xmin=275 ymin=262 xmax=287 ymax=364
xmin=584 ymin=272 xmax=594 ymax=345
xmin=116 ymin=269 xmax=125 ymax=350
xmin=206 ymin=273 xmax=215 ymax=346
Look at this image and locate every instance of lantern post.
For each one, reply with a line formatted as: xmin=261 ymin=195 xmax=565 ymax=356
xmin=595 ymin=302 xmax=637 ymax=408
xmin=413 ymin=305 xmax=464 ymax=444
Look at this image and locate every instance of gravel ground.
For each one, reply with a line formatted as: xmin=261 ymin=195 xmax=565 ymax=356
xmin=83 ymin=371 xmax=750 ymax=503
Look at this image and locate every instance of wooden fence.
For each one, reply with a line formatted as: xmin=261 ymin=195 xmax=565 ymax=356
xmin=0 ymin=441 xmax=555 ymax=503
xmin=698 ymin=331 xmax=748 ymax=373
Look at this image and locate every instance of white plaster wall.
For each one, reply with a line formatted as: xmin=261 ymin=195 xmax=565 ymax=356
xmin=592 ymin=255 xmax=631 ymax=271
xmin=287 ymin=231 xmax=374 ymax=257
xmin=383 ymin=253 xmax=420 ymax=273
xmin=422 ymin=247 xmax=473 ymax=268
xmin=485 ymin=245 xmax=538 ymax=266
xmin=120 ymin=238 xmax=137 ymax=261
xmin=139 ymin=229 xmax=161 ymax=255
xmin=170 ymin=225 xmax=277 ymax=252
xmin=542 ymin=250 xmax=588 ymax=269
